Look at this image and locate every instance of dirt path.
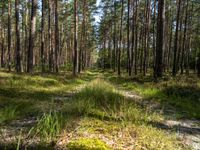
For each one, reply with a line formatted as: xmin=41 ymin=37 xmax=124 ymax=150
xmin=120 ymin=89 xmax=200 ymax=150
xmin=0 ymin=81 xmax=89 ymax=149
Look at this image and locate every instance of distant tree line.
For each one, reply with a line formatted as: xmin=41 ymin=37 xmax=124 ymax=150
xmin=0 ymin=0 xmax=97 ymax=75
xmin=97 ymin=0 xmax=200 ymax=78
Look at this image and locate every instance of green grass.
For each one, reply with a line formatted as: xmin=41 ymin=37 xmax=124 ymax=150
xmin=105 ymin=72 xmax=200 ymax=119
xmin=0 ymin=105 xmax=18 ymax=123
xmin=64 ymin=79 xmax=161 ymax=124
xmin=28 ymin=111 xmax=65 ymax=141
xmin=0 ymin=70 xmax=194 ymax=149
xmin=67 ymin=138 xmax=111 ymax=150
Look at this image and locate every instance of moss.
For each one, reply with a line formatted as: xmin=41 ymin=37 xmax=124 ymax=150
xmin=67 ymin=118 xmax=185 ymax=150
xmin=135 ymin=125 xmax=185 ymax=150
xmin=67 ymin=138 xmax=111 ymax=150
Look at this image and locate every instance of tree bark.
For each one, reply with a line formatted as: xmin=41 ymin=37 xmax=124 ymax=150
xmin=8 ymin=0 xmax=12 ymax=71
xmin=134 ymin=0 xmax=138 ymax=75
xmin=118 ymin=0 xmax=124 ymax=76
xmin=54 ymin=0 xmax=59 ymax=72
xmin=73 ymin=0 xmax=78 ymax=75
xmin=15 ymin=0 xmax=21 ymax=72
xmin=154 ymin=0 xmax=164 ymax=78
xmin=127 ymin=0 xmax=131 ymax=76
xmin=41 ymin=0 xmax=45 ymax=72
xmin=172 ymin=0 xmax=181 ymax=76
xmin=27 ymin=0 xmax=37 ymax=73
xmin=1 ymin=4 xmax=5 ymax=68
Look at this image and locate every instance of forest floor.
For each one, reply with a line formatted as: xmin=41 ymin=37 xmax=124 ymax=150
xmin=0 ymin=69 xmax=200 ymax=150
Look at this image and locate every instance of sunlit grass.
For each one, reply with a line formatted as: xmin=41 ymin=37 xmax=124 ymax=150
xmin=28 ymin=111 xmax=65 ymax=141
xmin=0 ymin=70 xmax=194 ymax=149
xmin=69 ymin=117 xmax=185 ymax=150
xmin=105 ymin=72 xmax=200 ymax=119
xmin=67 ymin=138 xmax=111 ymax=150
xmin=64 ymin=79 xmax=162 ymax=124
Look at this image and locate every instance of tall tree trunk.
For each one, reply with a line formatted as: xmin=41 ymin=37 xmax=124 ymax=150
xmin=172 ymin=0 xmax=181 ymax=76
xmin=127 ymin=0 xmax=131 ymax=76
xmin=8 ymin=0 xmax=12 ymax=71
xmin=15 ymin=0 xmax=21 ymax=72
xmin=134 ymin=0 xmax=138 ymax=75
xmin=143 ymin=0 xmax=151 ymax=76
xmin=168 ymin=12 xmax=173 ymax=72
xmin=48 ymin=0 xmax=53 ymax=71
xmin=177 ymin=9 xmax=183 ymax=73
xmin=54 ymin=0 xmax=59 ymax=72
xmin=118 ymin=0 xmax=124 ymax=76
xmin=154 ymin=0 xmax=164 ymax=78
xmin=27 ymin=0 xmax=37 ymax=73
xmin=41 ymin=0 xmax=45 ymax=72
xmin=73 ymin=0 xmax=78 ymax=75
xmin=131 ymin=0 xmax=135 ymax=76
xmin=1 ymin=4 xmax=5 ymax=68
xmin=79 ymin=0 xmax=86 ymax=73
xmin=152 ymin=0 xmax=156 ymax=71
xmin=113 ymin=0 xmax=117 ymax=72
xmin=24 ymin=0 xmax=29 ymax=72
xmin=181 ymin=0 xmax=189 ymax=74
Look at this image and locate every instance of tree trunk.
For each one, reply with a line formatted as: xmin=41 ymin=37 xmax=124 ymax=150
xmin=143 ymin=0 xmax=151 ymax=76
xmin=1 ymin=4 xmax=5 ymax=68
xmin=118 ymin=0 xmax=124 ymax=76
xmin=154 ymin=0 xmax=164 ymax=78
xmin=134 ymin=0 xmax=138 ymax=75
xmin=181 ymin=0 xmax=189 ymax=74
xmin=73 ymin=0 xmax=78 ymax=76
xmin=41 ymin=0 xmax=45 ymax=72
xmin=8 ymin=0 xmax=12 ymax=71
xmin=54 ymin=0 xmax=59 ymax=72
xmin=113 ymin=0 xmax=117 ymax=72
xmin=172 ymin=0 xmax=181 ymax=76
xmin=15 ymin=0 xmax=21 ymax=72
xmin=48 ymin=0 xmax=53 ymax=72
xmin=27 ymin=0 xmax=37 ymax=73
xmin=127 ymin=0 xmax=131 ymax=76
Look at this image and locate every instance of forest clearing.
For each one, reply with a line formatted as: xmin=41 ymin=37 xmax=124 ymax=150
xmin=0 ymin=0 xmax=200 ymax=149
xmin=0 ymin=70 xmax=200 ymax=149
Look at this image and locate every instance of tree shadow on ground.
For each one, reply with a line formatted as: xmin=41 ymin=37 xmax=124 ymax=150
xmin=0 ymin=142 xmax=55 ymax=150
xmin=0 ymin=87 xmax=57 ymax=101
xmin=151 ymin=85 xmax=200 ymax=119
xmin=148 ymin=120 xmax=200 ymax=135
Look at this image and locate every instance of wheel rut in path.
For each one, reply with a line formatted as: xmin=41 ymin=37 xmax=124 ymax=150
xmin=120 ymin=88 xmax=200 ymax=150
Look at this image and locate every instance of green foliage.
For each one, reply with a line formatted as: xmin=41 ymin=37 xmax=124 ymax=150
xmin=0 ymin=70 xmax=195 ymax=149
xmin=28 ymin=111 xmax=65 ymax=141
xmin=75 ymin=79 xmax=123 ymax=112
xmin=70 ymin=118 xmax=185 ymax=150
xmin=63 ymin=79 xmax=161 ymax=125
xmin=0 ymin=105 xmax=18 ymax=124
xmin=67 ymin=138 xmax=111 ymax=150
xmin=106 ymin=72 xmax=200 ymax=119
xmin=134 ymin=125 xmax=185 ymax=150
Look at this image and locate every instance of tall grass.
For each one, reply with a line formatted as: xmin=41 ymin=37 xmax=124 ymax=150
xmin=0 ymin=106 xmax=18 ymax=124
xmin=66 ymin=79 xmax=161 ymax=123
xmin=28 ymin=111 xmax=65 ymax=141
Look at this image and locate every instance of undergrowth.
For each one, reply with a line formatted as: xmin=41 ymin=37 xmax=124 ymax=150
xmin=0 ymin=70 xmax=193 ymax=149
xmin=28 ymin=111 xmax=65 ymax=141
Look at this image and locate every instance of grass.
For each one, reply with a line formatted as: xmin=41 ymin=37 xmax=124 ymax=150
xmin=28 ymin=111 xmax=65 ymax=141
xmin=67 ymin=138 xmax=111 ymax=150
xmin=0 ymin=106 xmax=18 ymax=123
xmin=0 ymin=69 xmax=195 ymax=149
xmin=105 ymin=72 xmax=200 ymax=119
xmin=64 ymin=79 xmax=162 ymax=124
